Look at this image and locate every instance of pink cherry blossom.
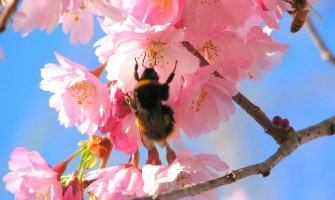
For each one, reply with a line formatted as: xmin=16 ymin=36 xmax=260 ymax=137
xmin=61 ymin=0 xmax=94 ymax=44
xmin=105 ymin=17 xmax=199 ymax=100
xmin=120 ymin=0 xmax=185 ymax=25
xmin=182 ymin=0 xmax=256 ymax=37
xmin=100 ymin=111 xmax=140 ymax=154
xmin=98 ymin=82 xmax=139 ymax=154
xmin=252 ymin=0 xmax=289 ymax=29
xmin=255 ymin=0 xmax=288 ymax=19
xmin=13 ymin=0 xmax=122 ymax=44
xmin=86 ymin=164 xmax=146 ymax=199
xmin=142 ymin=149 xmax=229 ymax=199
xmin=100 ymin=116 xmax=139 ymax=155
xmin=109 ymin=122 xmax=139 ymax=155
xmin=95 ymin=33 xmax=116 ymax=64
xmin=13 ymin=0 xmax=61 ymax=35
xmin=110 ymin=82 xmax=131 ymax=119
xmin=40 ymin=52 xmax=110 ymax=135
xmin=172 ymin=64 xmax=238 ymax=139
xmin=242 ymin=26 xmax=288 ymax=81
xmin=3 ymin=147 xmax=62 ymax=200
xmin=89 ymin=0 xmax=123 ymax=22
xmin=186 ymin=29 xmax=253 ymax=82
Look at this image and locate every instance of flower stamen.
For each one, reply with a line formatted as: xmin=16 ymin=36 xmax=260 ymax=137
xmin=191 ymin=88 xmax=208 ymax=112
xmin=199 ymin=40 xmax=221 ymax=64
xmin=71 ymin=81 xmax=93 ymax=106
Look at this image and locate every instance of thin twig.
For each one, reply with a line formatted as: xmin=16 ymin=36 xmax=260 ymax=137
xmin=182 ymin=41 xmax=286 ymax=144
xmin=305 ymin=17 xmax=335 ymax=65
xmin=0 ymin=0 xmax=19 ymax=32
xmin=232 ymin=93 xmax=287 ymax=144
xmin=134 ymin=116 xmax=335 ymax=200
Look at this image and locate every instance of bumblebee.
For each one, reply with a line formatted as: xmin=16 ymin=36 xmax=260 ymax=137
xmin=126 ymin=57 xmax=177 ymax=150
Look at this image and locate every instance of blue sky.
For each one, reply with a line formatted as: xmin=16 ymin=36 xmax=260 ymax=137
xmin=1 ymin=2 xmax=335 ymax=199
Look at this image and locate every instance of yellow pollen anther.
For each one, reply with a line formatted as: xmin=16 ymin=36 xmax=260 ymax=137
xmin=70 ymin=81 xmax=93 ymax=106
xmin=199 ymin=41 xmax=221 ymax=64
xmin=191 ymin=88 xmax=208 ymax=112
xmin=146 ymin=36 xmax=166 ymax=67
xmin=36 ymin=193 xmax=48 ymax=200
xmin=74 ymin=12 xmax=79 ymax=21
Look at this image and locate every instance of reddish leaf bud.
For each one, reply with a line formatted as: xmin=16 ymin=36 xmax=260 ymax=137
xmin=280 ymin=118 xmax=290 ymax=131
xmin=272 ymin=116 xmax=282 ymax=126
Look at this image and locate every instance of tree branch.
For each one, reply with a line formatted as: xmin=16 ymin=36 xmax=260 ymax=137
xmin=305 ymin=17 xmax=335 ymax=65
xmin=135 ymin=116 xmax=335 ymax=200
xmin=182 ymin=41 xmax=286 ymax=144
xmin=131 ymin=41 xmax=335 ymax=200
xmin=0 ymin=0 xmax=19 ymax=33
xmin=232 ymin=93 xmax=287 ymax=144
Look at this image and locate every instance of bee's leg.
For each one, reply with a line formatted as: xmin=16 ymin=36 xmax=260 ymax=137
xmin=166 ymin=143 xmax=176 ymax=164
xmin=124 ymin=95 xmax=137 ymax=110
xmin=146 ymin=145 xmax=162 ymax=165
xmin=164 ymin=61 xmax=178 ymax=85
xmin=134 ymin=58 xmax=139 ymax=81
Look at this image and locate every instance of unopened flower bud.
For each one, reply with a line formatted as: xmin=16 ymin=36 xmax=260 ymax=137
xmin=53 ymin=160 xmax=69 ymax=180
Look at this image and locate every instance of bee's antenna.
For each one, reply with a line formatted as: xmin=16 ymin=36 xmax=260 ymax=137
xmin=164 ymin=60 xmax=178 ymax=85
xmin=134 ymin=58 xmax=139 ymax=81
xmin=142 ymin=53 xmax=147 ymax=69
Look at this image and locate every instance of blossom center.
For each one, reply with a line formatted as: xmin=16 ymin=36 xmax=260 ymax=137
xmin=199 ymin=40 xmax=221 ymax=64
xmin=64 ymin=2 xmax=87 ymax=21
xmin=71 ymin=81 xmax=93 ymax=106
xmin=153 ymin=0 xmax=171 ymax=11
xmin=191 ymin=88 xmax=208 ymax=112
xmin=146 ymin=36 xmax=166 ymax=67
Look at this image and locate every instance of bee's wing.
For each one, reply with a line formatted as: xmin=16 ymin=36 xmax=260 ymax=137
xmin=307 ymin=3 xmax=322 ymax=22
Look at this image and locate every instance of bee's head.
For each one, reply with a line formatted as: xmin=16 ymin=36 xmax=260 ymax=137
xmin=140 ymin=68 xmax=159 ymax=80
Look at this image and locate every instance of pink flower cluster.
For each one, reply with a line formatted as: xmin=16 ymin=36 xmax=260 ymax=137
xmin=12 ymin=0 xmax=122 ymax=44
xmin=4 ymin=147 xmax=228 ymax=199
xmin=4 ymin=0 xmax=293 ymax=199
xmin=3 ymin=147 xmax=62 ymax=200
xmin=37 ymin=0 xmax=288 ymax=151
